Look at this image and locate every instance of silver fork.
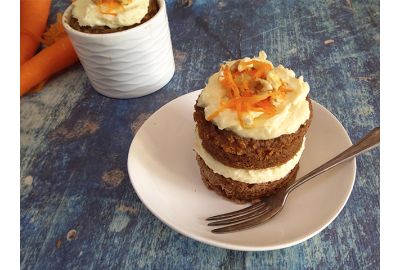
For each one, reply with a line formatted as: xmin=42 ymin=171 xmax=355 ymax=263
xmin=207 ymin=127 xmax=380 ymax=234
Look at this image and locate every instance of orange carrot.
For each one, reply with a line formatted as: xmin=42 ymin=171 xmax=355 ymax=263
xmin=20 ymin=0 xmax=52 ymax=65
xmin=97 ymin=0 xmax=125 ymax=16
xmin=255 ymin=98 xmax=276 ymax=115
xmin=220 ymin=65 xmax=240 ymax=98
xmin=208 ymin=60 xmax=288 ymax=125
xmin=20 ymin=36 xmax=78 ymax=96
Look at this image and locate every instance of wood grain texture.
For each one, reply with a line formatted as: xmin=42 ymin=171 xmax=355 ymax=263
xmin=20 ymin=0 xmax=379 ymax=269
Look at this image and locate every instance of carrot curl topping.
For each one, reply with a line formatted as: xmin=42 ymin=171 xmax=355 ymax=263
xmin=95 ymin=0 xmax=126 ymax=16
xmin=207 ymin=59 xmax=292 ymax=128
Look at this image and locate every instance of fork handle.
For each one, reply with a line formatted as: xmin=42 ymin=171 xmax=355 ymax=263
xmin=286 ymin=127 xmax=380 ymax=194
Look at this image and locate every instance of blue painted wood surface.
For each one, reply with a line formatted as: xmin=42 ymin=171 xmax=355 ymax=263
xmin=20 ymin=0 xmax=380 ymax=269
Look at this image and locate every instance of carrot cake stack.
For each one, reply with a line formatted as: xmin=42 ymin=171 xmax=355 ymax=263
xmin=193 ymin=51 xmax=313 ymax=203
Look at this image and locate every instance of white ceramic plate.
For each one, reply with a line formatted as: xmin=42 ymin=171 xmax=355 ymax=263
xmin=127 ymin=90 xmax=356 ymax=251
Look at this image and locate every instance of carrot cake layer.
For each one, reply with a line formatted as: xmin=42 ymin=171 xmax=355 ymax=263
xmin=196 ymin=155 xmax=299 ymax=203
xmin=194 ymin=131 xmax=305 ymax=184
xmin=194 ymin=99 xmax=312 ymax=169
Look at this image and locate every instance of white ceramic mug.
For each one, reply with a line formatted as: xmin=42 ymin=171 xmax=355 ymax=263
xmin=62 ymin=0 xmax=175 ymax=99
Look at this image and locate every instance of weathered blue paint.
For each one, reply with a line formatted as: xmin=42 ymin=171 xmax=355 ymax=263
xmin=21 ymin=0 xmax=379 ymax=269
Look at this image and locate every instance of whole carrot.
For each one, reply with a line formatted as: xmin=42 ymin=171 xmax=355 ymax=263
xmin=20 ymin=0 xmax=52 ymax=65
xmin=20 ymin=36 xmax=78 ymax=96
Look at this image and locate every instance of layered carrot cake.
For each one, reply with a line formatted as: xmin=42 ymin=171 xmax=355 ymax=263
xmin=193 ymin=51 xmax=313 ymax=203
xmin=69 ymin=0 xmax=159 ymax=34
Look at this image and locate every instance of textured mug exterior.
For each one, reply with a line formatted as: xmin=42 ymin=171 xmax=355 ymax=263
xmin=62 ymin=0 xmax=175 ymax=98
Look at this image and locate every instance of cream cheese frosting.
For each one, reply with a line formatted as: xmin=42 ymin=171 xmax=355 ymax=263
xmin=72 ymin=0 xmax=150 ymax=28
xmin=193 ymin=131 xmax=305 ymax=184
xmin=197 ymin=51 xmax=311 ymax=140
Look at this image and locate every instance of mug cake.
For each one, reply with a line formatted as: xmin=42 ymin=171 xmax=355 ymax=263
xmin=62 ymin=0 xmax=175 ymax=98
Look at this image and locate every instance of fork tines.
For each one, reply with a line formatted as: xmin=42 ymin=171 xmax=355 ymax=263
xmin=206 ymin=201 xmax=276 ymax=234
xmin=206 ymin=202 xmax=265 ymax=221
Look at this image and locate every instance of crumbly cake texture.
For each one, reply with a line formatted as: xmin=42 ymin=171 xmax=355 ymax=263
xmin=69 ymin=0 xmax=158 ymax=34
xmin=194 ymin=98 xmax=312 ymax=170
xmin=196 ymin=155 xmax=299 ymax=203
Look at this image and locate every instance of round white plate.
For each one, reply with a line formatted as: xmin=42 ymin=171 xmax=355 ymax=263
xmin=127 ymin=90 xmax=356 ymax=251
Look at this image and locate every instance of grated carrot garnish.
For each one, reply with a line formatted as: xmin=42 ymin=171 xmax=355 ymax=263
xmin=220 ymin=65 xmax=240 ymax=98
xmin=208 ymin=58 xmax=292 ymax=127
xmin=96 ymin=0 xmax=125 ymax=16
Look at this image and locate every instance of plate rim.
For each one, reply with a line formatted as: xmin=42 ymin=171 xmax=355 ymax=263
xmin=127 ymin=90 xmax=356 ymax=251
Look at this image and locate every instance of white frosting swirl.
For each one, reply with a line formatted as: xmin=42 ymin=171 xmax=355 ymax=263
xmin=194 ymin=131 xmax=305 ymax=184
xmin=197 ymin=51 xmax=311 ymax=140
xmin=72 ymin=0 xmax=150 ymax=28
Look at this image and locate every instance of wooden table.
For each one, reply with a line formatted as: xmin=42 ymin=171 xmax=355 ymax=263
xmin=21 ymin=0 xmax=380 ymax=268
